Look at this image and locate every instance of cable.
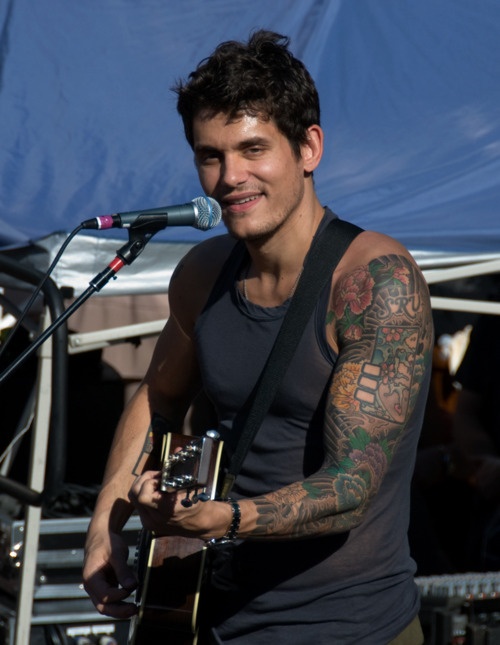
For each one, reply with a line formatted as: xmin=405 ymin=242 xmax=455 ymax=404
xmin=0 ymin=225 xmax=83 ymax=361
xmin=44 ymin=623 xmax=70 ymax=644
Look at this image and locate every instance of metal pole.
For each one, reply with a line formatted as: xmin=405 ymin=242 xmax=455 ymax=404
xmin=13 ymin=307 xmax=53 ymax=645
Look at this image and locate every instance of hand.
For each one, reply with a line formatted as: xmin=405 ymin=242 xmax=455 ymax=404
xmin=83 ymin=529 xmax=138 ymax=619
xmin=128 ymin=469 xmax=177 ymax=535
xmin=128 ymin=470 xmax=231 ymax=539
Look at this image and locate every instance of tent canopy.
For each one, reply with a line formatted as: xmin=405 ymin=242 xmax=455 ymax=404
xmin=0 ymin=0 xmax=499 ymax=299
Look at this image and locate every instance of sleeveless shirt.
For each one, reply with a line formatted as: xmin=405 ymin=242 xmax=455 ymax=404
xmin=194 ymin=209 xmax=430 ymax=644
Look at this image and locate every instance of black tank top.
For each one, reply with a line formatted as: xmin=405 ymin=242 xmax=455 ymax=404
xmin=194 ymin=209 xmax=429 ymax=644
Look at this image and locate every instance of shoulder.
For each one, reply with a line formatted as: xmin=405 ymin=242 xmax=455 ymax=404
xmin=327 ymin=229 xmax=432 ymax=350
xmin=337 ymin=229 xmax=416 ymax=270
xmin=333 ymin=229 xmax=425 ymax=289
xmin=168 ymin=233 xmax=239 ymax=326
xmin=172 ymin=233 xmax=238 ymax=277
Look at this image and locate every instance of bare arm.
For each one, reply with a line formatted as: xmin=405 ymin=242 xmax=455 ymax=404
xmin=82 ymin=238 xmax=232 ymax=617
xmin=82 ymin=314 xmax=201 ymax=614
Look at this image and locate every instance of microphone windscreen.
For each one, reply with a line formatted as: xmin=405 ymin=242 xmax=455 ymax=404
xmin=194 ymin=196 xmax=222 ymax=230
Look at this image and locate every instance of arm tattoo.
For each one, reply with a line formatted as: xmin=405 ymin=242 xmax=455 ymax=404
xmin=131 ymin=414 xmax=181 ymax=476
xmin=252 ymin=254 xmax=433 ymax=539
xmin=131 ymin=426 xmax=155 ymax=477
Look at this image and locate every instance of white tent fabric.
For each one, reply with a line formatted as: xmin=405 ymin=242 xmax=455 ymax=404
xmin=0 ymin=0 xmax=499 ymax=311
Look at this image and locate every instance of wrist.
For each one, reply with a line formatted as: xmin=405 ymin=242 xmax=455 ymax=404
xmin=206 ymin=499 xmax=241 ymax=545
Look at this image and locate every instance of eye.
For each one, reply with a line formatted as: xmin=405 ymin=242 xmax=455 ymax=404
xmin=196 ymin=151 xmax=220 ymax=166
xmin=245 ymin=145 xmax=264 ymax=156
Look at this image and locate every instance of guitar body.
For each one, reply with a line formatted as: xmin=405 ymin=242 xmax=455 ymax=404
xmin=129 ymin=430 xmax=224 ymax=645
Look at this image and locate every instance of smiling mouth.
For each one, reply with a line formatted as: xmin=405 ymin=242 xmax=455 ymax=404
xmin=223 ymin=195 xmax=260 ymax=207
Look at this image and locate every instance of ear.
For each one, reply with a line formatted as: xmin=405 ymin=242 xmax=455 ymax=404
xmin=301 ymin=124 xmax=323 ymax=173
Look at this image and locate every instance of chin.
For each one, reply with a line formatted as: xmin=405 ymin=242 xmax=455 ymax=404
xmin=232 ymin=229 xmax=274 ymax=245
xmin=223 ymin=215 xmax=277 ymax=243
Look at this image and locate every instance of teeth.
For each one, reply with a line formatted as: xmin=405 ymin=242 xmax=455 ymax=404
xmin=233 ymin=196 xmax=258 ymax=205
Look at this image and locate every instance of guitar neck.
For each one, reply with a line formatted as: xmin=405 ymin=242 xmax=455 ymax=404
xmin=129 ymin=429 xmax=224 ymax=645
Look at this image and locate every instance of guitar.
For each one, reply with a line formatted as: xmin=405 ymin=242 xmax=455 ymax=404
xmin=128 ymin=428 xmax=224 ymax=645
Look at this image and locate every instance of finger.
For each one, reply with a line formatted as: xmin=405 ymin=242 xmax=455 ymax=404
xmin=134 ymin=469 xmax=161 ymax=485
xmin=129 ymin=477 xmax=161 ymax=507
xmin=113 ymin=561 xmax=138 ymax=592
xmin=129 ymin=470 xmax=158 ymax=494
xmin=85 ymin=576 xmax=138 ymax=618
xmin=140 ymin=479 xmax=163 ymax=506
xmin=95 ymin=597 xmax=138 ymax=620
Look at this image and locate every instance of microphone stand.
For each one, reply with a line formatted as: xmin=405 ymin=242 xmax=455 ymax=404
xmin=0 ymin=227 xmax=154 ymax=386
xmin=1 ymin=226 xmax=156 ymax=645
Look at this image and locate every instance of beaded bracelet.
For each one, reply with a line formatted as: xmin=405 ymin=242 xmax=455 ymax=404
xmin=207 ymin=498 xmax=241 ymax=545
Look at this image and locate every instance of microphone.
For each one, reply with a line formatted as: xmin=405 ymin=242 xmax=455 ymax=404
xmin=81 ymin=196 xmax=222 ymax=232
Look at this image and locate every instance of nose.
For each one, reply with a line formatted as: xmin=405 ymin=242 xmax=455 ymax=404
xmin=220 ymin=153 xmax=248 ymax=187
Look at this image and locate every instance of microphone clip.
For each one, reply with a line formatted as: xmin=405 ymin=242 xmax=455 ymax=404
xmin=119 ymin=226 xmax=154 ymax=264
xmin=89 ymin=227 xmax=154 ymax=292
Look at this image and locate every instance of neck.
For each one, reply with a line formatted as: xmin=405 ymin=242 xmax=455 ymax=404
xmin=248 ymin=198 xmax=324 ymax=268
xmin=240 ymin=200 xmax=325 ymax=306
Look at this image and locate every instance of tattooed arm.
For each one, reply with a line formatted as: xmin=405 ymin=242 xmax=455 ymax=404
xmin=83 ymin=239 xmax=433 ymax=613
xmin=239 ymin=250 xmax=434 ymax=539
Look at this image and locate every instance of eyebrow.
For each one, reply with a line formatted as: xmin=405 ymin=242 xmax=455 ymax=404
xmin=194 ymin=136 xmax=271 ymax=155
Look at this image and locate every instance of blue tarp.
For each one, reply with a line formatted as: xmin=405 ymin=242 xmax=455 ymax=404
xmin=1 ymin=0 xmax=499 ymax=255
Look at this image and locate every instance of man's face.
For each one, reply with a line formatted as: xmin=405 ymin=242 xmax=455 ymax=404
xmin=192 ymin=112 xmax=308 ymax=242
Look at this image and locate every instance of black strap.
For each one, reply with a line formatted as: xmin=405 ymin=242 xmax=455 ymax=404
xmin=220 ymin=217 xmax=363 ymax=497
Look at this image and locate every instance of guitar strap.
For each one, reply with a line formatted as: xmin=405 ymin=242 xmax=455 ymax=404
xmin=219 ymin=215 xmax=363 ymax=498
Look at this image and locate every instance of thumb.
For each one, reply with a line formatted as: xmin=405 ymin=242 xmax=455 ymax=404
xmin=112 ymin=557 xmax=137 ymax=591
xmin=118 ymin=568 xmax=138 ymax=592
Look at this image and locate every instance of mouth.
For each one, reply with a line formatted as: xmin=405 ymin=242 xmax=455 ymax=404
xmin=221 ymin=194 xmax=262 ymax=212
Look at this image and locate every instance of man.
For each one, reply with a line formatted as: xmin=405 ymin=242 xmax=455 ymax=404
xmin=83 ymin=30 xmax=433 ymax=643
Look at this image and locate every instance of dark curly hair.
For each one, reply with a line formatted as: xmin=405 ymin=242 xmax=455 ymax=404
xmin=174 ymin=30 xmax=320 ymax=157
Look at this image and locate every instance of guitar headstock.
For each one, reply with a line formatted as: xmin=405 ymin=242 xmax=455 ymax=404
xmin=160 ymin=430 xmax=222 ymax=506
